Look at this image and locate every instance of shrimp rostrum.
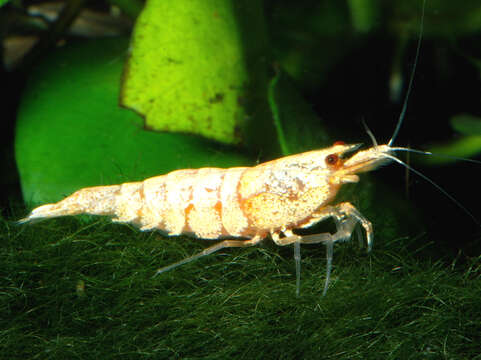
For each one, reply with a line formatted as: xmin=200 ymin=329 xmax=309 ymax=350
xmin=20 ymin=141 xmax=402 ymax=296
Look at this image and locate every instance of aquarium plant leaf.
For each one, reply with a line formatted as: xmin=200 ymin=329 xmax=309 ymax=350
xmin=15 ymin=38 xmax=250 ymax=206
xmin=423 ymin=137 xmax=481 ymax=165
xmin=450 ymin=114 xmax=481 ymax=135
xmin=120 ymin=0 xmax=271 ymax=146
xmin=267 ymin=69 xmax=331 ymax=156
xmin=419 ymin=114 xmax=481 ymax=165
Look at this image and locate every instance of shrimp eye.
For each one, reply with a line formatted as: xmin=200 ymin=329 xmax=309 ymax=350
xmin=333 ymin=140 xmax=345 ymax=146
xmin=325 ymin=154 xmax=339 ymax=166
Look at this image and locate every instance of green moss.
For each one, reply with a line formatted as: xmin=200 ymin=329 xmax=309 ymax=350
xmin=1 ymin=211 xmax=480 ymax=359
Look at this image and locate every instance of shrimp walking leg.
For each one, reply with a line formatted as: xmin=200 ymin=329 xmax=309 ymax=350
xmin=154 ymin=235 xmax=263 ymax=277
xmin=272 ymin=204 xmax=366 ymax=295
xmin=294 ymin=242 xmax=301 ymax=297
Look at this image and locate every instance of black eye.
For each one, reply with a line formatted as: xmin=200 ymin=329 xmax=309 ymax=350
xmin=325 ymin=154 xmax=339 ymax=166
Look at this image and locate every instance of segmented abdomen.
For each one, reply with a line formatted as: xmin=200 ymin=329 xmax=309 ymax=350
xmin=125 ymin=167 xmax=251 ymax=239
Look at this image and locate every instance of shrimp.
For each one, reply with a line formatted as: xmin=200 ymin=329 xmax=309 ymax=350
xmin=23 ymin=0 xmax=477 ymax=296
xmin=19 ymin=137 xmax=442 ymax=296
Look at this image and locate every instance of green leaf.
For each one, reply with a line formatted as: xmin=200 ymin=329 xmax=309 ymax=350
xmin=120 ymin=0 xmax=271 ymax=146
xmin=267 ymin=69 xmax=331 ymax=156
xmin=0 ymin=0 xmax=10 ymax=8
xmin=420 ymin=114 xmax=481 ymax=165
xmin=450 ymin=113 xmax=481 ymax=135
xmin=15 ymin=38 xmax=250 ymax=206
xmin=423 ymin=136 xmax=481 ymax=165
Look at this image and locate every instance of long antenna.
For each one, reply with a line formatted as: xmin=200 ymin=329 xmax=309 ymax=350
xmin=390 ymin=147 xmax=481 ymax=165
xmin=388 ymin=0 xmax=426 ymax=146
xmin=384 ymin=153 xmax=481 ymax=226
